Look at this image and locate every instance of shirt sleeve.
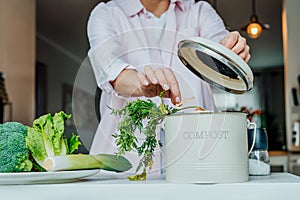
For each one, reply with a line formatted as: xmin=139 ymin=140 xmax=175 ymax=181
xmin=87 ymin=3 xmax=134 ymax=94
xmin=197 ymin=2 xmax=229 ymax=42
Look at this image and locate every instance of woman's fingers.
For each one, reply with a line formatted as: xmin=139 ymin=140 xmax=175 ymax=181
xmin=220 ymin=31 xmax=239 ymax=49
xmin=144 ymin=66 xmax=158 ymax=84
xmin=137 ymin=71 xmax=149 ymax=86
xmin=245 ymin=53 xmax=251 ymax=63
xmin=220 ymin=31 xmax=251 ymax=63
xmin=138 ymin=66 xmax=181 ymax=104
xmin=231 ymin=35 xmax=246 ymax=54
xmin=154 ymin=68 xmax=170 ymax=91
xmin=237 ymin=44 xmax=250 ymax=61
xmin=153 ymin=67 xmax=181 ymax=103
xmin=163 ymin=68 xmax=181 ymax=104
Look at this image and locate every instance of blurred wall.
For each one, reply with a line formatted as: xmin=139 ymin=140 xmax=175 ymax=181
xmin=36 ymin=35 xmax=80 ymax=114
xmin=0 ymin=0 xmax=35 ymax=125
xmin=283 ymin=0 xmax=300 ymax=151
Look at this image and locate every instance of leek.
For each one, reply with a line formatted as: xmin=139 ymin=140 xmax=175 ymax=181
xmin=44 ymin=154 xmax=132 ymax=172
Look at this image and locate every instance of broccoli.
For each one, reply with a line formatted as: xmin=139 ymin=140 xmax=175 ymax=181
xmin=0 ymin=122 xmax=32 ymax=173
xmin=0 ymin=122 xmax=28 ymax=136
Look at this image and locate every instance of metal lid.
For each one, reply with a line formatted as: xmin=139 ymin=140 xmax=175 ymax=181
xmin=177 ymin=37 xmax=254 ymax=94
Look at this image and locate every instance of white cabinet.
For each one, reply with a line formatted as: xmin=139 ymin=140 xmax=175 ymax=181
xmin=270 ymin=151 xmax=289 ymax=172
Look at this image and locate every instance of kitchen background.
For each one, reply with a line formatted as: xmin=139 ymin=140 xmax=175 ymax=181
xmin=0 ymin=0 xmax=299 ymax=174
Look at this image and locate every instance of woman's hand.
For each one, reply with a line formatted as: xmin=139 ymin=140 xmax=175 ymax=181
xmin=111 ymin=66 xmax=181 ymax=105
xmin=220 ymin=31 xmax=251 ymax=63
xmin=137 ymin=66 xmax=181 ymax=105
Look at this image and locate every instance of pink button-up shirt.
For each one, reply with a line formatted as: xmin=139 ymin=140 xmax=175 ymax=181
xmin=87 ymin=0 xmax=228 ymax=177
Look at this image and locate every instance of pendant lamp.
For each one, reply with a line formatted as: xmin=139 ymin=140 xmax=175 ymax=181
xmin=242 ymin=0 xmax=270 ymax=39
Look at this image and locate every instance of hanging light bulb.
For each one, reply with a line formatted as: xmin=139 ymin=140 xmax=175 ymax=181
xmin=246 ymin=16 xmax=263 ymax=39
xmin=247 ymin=23 xmax=262 ymax=38
xmin=242 ymin=0 xmax=270 ymax=39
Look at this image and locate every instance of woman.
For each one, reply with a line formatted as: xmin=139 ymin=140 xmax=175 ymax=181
xmin=87 ymin=0 xmax=250 ymax=176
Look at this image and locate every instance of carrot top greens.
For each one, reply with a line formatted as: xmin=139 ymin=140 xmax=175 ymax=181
xmin=111 ymin=92 xmax=178 ymax=180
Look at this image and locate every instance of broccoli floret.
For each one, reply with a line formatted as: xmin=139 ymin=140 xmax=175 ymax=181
xmin=0 ymin=122 xmax=32 ymax=173
xmin=0 ymin=122 xmax=28 ymax=136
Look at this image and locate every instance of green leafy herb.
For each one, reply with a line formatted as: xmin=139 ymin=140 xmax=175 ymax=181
xmin=111 ymin=92 xmax=179 ymax=180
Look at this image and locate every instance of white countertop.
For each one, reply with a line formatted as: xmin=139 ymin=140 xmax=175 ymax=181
xmin=1 ymin=173 xmax=300 ymax=200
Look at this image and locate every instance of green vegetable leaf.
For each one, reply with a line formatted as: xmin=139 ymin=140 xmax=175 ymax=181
xmin=26 ymin=111 xmax=81 ymax=171
xmin=26 ymin=127 xmax=49 ymax=166
xmin=52 ymin=111 xmax=71 ymax=155
xmin=68 ymin=133 xmax=82 ymax=154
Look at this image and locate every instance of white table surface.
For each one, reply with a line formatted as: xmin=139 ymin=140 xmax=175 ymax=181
xmin=1 ymin=173 xmax=300 ymax=200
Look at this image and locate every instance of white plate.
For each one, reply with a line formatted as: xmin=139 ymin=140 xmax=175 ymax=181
xmin=0 ymin=170 xmax=100 ymax=185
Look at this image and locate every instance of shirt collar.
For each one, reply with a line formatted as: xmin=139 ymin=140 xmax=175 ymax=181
xmin=115 ymin=0 xmax=185 ymax=17
xmin=171 ymin=0 xmax=185 ymax=12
